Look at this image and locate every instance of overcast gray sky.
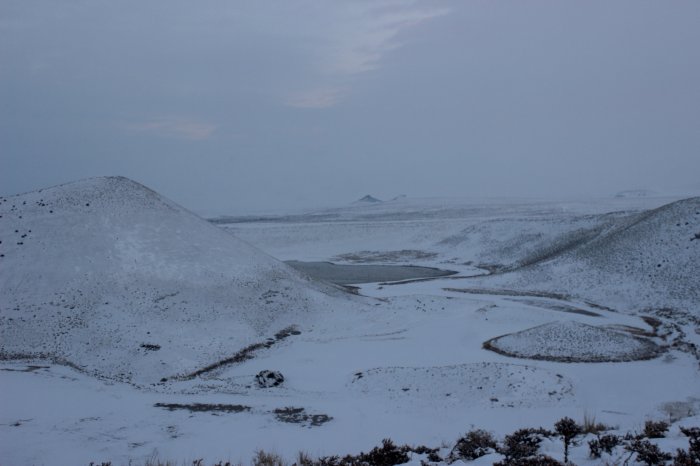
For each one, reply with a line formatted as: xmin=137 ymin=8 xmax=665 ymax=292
xmin=2 ymin=1 xmax=699 ymax=214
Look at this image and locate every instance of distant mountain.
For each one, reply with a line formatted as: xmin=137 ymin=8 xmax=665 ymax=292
xmin=0 ymin=177 xmax=356 ymax=384
xmin=354 ymin=195 xmax=382 ymax=204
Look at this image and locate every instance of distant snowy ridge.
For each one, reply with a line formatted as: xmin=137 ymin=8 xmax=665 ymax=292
xmin=0 ymin=177 xmax=359 ymax=384
xmin=615 ymin=189 xmax=657 ymax=198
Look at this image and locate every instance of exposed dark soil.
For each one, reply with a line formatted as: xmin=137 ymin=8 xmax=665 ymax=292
xmin=273 ymin=407 xmax=332 ymax=427
xmin=0 ymin=364 xmax=49 ymax=372
xmin=154 ymin=403 xmax=251 ymax=413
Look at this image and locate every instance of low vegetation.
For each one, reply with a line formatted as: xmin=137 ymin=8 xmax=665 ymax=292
xmin=554 ymin=417 xmax=582 ymax=463
xmin=447 ymin=429 xmax=497 ymax=462
xmin=580 ymin=412 xmax=613 ymax=435
xmin=88 ymin=417 xmax=699 ymax=466
xmin=644 ymin=420 xmax=670 ymax=438
xmin=588 ymin=434 xmax=621 ymax=458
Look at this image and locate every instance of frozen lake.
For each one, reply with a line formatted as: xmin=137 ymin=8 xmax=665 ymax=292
xmin=285 ymin=260 xmax=457 ymax=285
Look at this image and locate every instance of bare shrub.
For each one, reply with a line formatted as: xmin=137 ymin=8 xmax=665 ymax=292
xmin=673 ymin=448 xmax=697 ymax=465
xmin=295 ymin=451 xmax=314 ymax=466
xmin=554 ymin=417 xmax=582 ymax=463
xmin=644 ymin=420 xmax=670 ymax=439
xmin=447 ymin=429 xmax=497 ymax=462
xmin=677 ymin=427 xmax=700 ymax=463
xmin=493 ymin=454 xmax=563 ymax=466
xmin=314 ymin=439 xmax=411 ymax=466
xmin=581 ymin=412 xmax=611 ymax=434
xmin=499 ymin=428 xmax=554 ymax=461
xmin=144 ymin=454 xmax=177 ymax=466
xmin=362 ymin=439 xmax=411 ymax=466
xmin=253 ymin=450 xmax=286 ymax=466
xmin=588 ymin=434 xmax=621 ymax=458
xmin=626 ymin=439 xmax=673 ymax=465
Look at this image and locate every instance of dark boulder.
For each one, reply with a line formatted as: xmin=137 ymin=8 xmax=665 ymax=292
xmin=256 ymin=370 xmax=284 ymax=388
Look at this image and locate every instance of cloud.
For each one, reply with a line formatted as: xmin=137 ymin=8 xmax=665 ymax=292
xmin=285 ymin=87 xmax=346 ymax=109
xmin=285 ymin=1 xmax=449 ymax=108
xmin=326 ymin=4 xmax=450 ymax=75
xmin=126 ymin=116 xmax=218 ymax=140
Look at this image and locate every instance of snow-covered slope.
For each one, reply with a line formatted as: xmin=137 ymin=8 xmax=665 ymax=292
xmin=475 ymin=197 xmax=700 ymax=312
xmin=0 ymin=177 xmax=355 ymax=384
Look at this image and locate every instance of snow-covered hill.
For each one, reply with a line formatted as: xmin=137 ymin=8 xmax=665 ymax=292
xmin=0 ymin=177 xmax=356 ymax=384
xmin=2 ymin=186 xmax=699 ymax=465
xmin=475 ymin=197 xmax=700 ymax=312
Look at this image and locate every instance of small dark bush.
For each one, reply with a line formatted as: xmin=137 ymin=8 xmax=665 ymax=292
xmin=493 ymin=454 xmax=563 ymax=466
xmin=140 ymin=343 xmax=161 ymax=351
xmin=679 ymin=427 xmax=700 ymax=463
xmin=410 ymin=446 xmax=435 ymax=455
xmin=363 ymin=439 xmax=411 ymax=466
xmin=500 ymin=428 xmax=554 ymax=461
xmin=295 ymin=452 xmax=314 ymax=466
xmin=588 ymin=434 xmax=621 ymax=458
xmin=448 ymin=429 xmax=497 ymax=462
xmin=554 ymin=417 xmax=582 ymax=463
xmin=626 ymin=439 xmax=673 ymax=466
xmin=314 ymin=456 xmax=340 ymax=466
xmin=645 ymin=420 xmax=670 ymax=439
xmin=314 ymin=440 xmax=437 ymax=466
xmin=673 ymin=448 xmax=699 ymax=465
xmin=253 ymin=450 xmax=286 ymax=466
xmin=581 ymin=413 xmax=611 ymax=434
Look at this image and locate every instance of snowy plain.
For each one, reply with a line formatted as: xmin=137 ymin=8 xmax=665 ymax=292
xmin=1 ymin=178 xmax=699 ymax=465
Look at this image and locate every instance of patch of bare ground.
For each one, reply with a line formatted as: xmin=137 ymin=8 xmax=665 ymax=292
xmin=154 ymin=403 xmax=251 ymax=413
xmin=273 ymin=407 xmax=333 ymax=427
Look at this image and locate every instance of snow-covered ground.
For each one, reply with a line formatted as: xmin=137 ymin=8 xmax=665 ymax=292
xmin=1 ymin=179 xmax=699 ymax=465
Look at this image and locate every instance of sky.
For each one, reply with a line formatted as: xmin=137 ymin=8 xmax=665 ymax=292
xmin=1 ymin=0 xmax=699 ymax=214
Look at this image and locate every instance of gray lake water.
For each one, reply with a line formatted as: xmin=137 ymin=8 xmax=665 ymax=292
xmin=285 ymin=261 xmax=456 ymax=285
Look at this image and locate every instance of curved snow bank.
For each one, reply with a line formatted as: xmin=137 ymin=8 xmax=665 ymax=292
xmin=0 ymin=177 xmax=356 ymax=384
xmin=484 ymin=321 xmax=662 ymax=362
xmin=348 ymin=362 xmax=573 ymax=407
